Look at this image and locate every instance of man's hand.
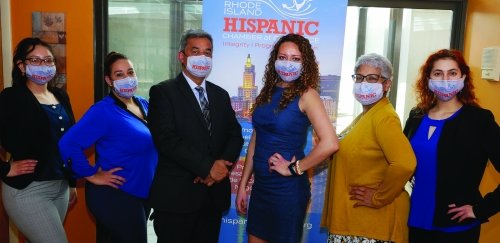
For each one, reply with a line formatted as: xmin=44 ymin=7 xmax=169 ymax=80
xmin=193 ymin=175 xmax=216 ymax=187
xmin=203 ymin=175 xmax=216 ymax=187
xmin=209 ymin=160 xmax=232 ymax=182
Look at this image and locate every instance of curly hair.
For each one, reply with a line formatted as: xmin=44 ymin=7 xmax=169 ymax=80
xmin=253 ymin=34 xmax=319 ymax=111
xmin=415 ymin=49 xmax=479 ymax=113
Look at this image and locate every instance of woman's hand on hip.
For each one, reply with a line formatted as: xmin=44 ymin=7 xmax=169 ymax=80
xmin=350 ymin=186 xmax=378 ymax=208
xmin=268 ymin=153 xmax=294 ymax=176
xmin=7 ymin=159 xmax=38 ymax=177
xmin=85 ymin=167 xmax=126 ymax=189
xmin=448 ymin=204 xmax=476 ymax=222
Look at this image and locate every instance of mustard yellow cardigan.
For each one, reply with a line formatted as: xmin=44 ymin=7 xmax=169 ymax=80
xmin=321 ymin=98 xmax=416 ymax=243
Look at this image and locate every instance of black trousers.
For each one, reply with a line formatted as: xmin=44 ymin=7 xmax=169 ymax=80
xmin=409 ymin=226 xmax=481 ymax=243
xmin=86 ymin=182 xmax=150 ymax=243
xmin=152 ymin=199 xmax=223 ymax=243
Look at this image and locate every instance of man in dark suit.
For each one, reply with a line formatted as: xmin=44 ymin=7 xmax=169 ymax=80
xmin=147 ymin=29 xmax=243 ymax=243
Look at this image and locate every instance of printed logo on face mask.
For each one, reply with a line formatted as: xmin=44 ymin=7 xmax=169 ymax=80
xmin=186 ymin=55 xmax=212 ymax=78
xmin=428 ymin=77 xmax=465 ymax=101
xmin=353 ymin=82 xmax=384 ymax=105
xmin=275 ymin=60 xmax=302 ymax=82
xmin=113 ymin=76 xmax=138 ymax=99
xmin=25 ymin=65 xmax=56 ymax=85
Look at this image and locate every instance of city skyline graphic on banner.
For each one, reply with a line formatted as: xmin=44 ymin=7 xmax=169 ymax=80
xmin=204 ymin=0 xmax=347 ymax=123
xmin=203 ymin=1 xmax=348 ymax=242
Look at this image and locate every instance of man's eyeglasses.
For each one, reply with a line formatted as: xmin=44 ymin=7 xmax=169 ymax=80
xmin=351 ymin=74 xmax=386 ymax=83
xmin=25 ymin=57 xmax=55 ymax=66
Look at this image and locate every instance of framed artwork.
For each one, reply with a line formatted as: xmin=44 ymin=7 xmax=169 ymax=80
xmin=32 ymin=12 xmax=66 ymax=89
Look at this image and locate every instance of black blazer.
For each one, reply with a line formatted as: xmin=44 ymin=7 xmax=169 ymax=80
xmin=147 ymin=74 xmax=243 ymax=213
xmin=404 ymin=105 xmax=500 ymax=227
xmin=0 ymin=85 xmax=75 ymax=189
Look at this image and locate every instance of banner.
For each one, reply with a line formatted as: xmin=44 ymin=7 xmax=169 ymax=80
xmin=202 ymin=1 xmax=348 ymax=242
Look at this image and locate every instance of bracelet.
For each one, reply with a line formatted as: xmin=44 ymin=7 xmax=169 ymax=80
xmin=295 ymin=160 xmax=304 ymax=175
xmin=288 ymin=162 xmax=298 ymax=176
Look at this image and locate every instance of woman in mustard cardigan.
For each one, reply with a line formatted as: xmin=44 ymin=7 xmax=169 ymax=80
xmin=322 ymin=53 xmax=416 ymax=243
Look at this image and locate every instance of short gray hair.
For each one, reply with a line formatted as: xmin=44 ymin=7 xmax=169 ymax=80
xmin=179 ymin=29 xmax=213 ymax=52
xmin=354 ymin=53 xmax=393 ymax=80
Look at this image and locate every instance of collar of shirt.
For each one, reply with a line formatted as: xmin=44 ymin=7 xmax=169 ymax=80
xmin=182 ymin=71 xmax=208 ymax=106
xmin=109 ymin=91 xmax=130 ymax=109
xmin=108 ymin=91 xmax=147 ymax=123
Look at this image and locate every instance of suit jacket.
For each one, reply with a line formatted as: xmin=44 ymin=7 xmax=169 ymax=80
xmin=0 ymin=85 xmax=75 ymax=189
xmin=147 ymin=73 xmax=243 ymax=213
xmin=404 ymin=105 xmax=500 ymax=226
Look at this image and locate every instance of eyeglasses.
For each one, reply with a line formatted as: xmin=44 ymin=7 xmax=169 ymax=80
xmin=351 ymin=74 xmax=386 ymax=83
xmin=25 ymin=57 xmax=55 ymax=66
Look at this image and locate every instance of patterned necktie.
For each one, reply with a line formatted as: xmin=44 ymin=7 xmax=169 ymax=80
xmin=195 ymin=86 xmax=211 ymax=132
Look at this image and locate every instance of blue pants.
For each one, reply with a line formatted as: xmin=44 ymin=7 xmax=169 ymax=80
xmin=85 ymin=182 xmax=149 ymax=243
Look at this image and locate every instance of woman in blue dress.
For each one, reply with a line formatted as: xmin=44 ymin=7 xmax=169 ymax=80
xmin=236 ymin=33 xmax=339 ymax=243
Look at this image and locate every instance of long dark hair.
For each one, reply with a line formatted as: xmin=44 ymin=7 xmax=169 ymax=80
xmin=12 ymin=37 xmax=54 ymax=87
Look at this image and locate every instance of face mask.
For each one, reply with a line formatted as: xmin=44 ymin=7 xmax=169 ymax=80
xmin=428 ymin=77 xmax=465 ymax=101
xmin=112 ymin=76 xmax=138 ymax=99
xmin=186 ymin=55 xmax=212 ymax=78
xmin=25 ymin=64 xmax=56 ymax=85
xmin=275 ymin=60 xmax=302 ymax=82
xmin=353 ymin=82 xmax=384 ymax=105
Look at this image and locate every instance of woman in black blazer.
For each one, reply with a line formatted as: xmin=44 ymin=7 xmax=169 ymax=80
xmin=0 ymin=37 xmax=76 ymax=243
xmin=404 ymin=49 xmax=499 ymax=243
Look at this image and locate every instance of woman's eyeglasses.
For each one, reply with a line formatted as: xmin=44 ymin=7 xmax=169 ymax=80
xmin=25 ymin=57 xmax=55 ymax=66
xmin=351 ymin=74 xmax=386 ymax=83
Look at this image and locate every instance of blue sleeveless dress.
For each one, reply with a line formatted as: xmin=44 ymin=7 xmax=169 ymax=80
xmin=247 ymin=87 xmax=311 ymax=243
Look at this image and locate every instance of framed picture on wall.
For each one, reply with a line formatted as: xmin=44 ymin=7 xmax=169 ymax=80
xmin=32 ymin=12 xmax=66 ymax=89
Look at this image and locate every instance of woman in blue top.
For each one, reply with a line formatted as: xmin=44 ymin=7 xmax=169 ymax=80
xmin=404 ymin=49 xmax=499 ymax=243
xmin=235 ymin=34 xmax=339 ymax=243
xmin=58 ymin=52 xmax=158 ymax=243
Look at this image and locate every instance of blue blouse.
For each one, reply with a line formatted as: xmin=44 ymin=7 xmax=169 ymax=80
xmin=39 ymin=103 xmax=71 ymax=180
xmin=58 ymin=95 xmax=158 ymax=199
xmin=409 ymin=107 xmax=479 ymax=232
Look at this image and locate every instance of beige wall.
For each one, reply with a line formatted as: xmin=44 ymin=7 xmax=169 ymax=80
xmin=464 ymin=0 xmax=500 ymax=242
